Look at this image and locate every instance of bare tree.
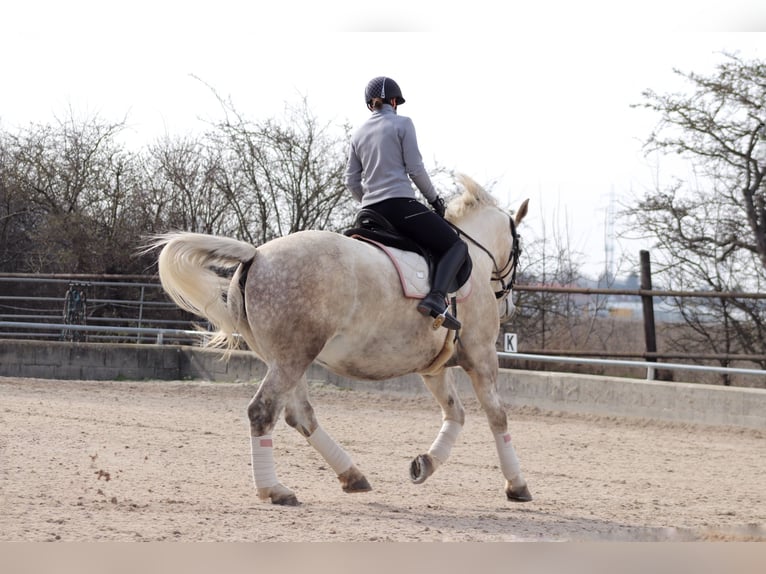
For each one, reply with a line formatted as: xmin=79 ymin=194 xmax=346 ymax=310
xmin=630 ymin=52 xmax=765 ymax=276
xmin=200 ymin=83 xmax=355 ymax=245
xmin=0 ymin=110 xmax=151 ymax=273
xmin=1 ymin=90 xmax=360 ymax=275
xmin=626 ymin=52 xmax=766 ymax=378
xmin=142 ymin=135 xmax=233 ymax=235
xmin=0 ymin=130 xmax=34 ymax=270
xmin=503 ymin=197 xmax=624 ymax=357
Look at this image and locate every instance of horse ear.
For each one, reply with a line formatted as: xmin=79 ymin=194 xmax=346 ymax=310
xmin=515 ymin=198 xmax=530 ymax=225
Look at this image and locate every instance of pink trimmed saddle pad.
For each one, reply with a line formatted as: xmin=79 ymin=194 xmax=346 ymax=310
xmin=356 ymin=236 xmax=472 ymax=301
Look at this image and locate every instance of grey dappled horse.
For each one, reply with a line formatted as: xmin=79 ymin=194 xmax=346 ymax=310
xmin=153 ymin=174 xmax=530 ymax=505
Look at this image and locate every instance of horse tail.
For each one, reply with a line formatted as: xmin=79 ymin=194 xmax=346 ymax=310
xmin=152 ymin=232 xmax=257 ymax=351
xmin=227 ymin=258 xmax=258 ymax=351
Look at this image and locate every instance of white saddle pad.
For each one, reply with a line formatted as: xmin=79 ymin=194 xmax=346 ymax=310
xmin=356 ymin=236 xmax=472 ymax=301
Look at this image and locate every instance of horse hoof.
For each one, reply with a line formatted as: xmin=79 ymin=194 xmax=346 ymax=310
xmin=409 ymin=454 xmax=435 ymax=484
xmin=339 ymin=466 xmax=372 ymax=493
xmin=271 ymin=493 xmax=301 ymax=506
xmin=506 ymin=484 xmax=533 ymax=502
xmin=259 ymin=484 xmax=300 ymax=506
xmin=343 ymin=475 xmax=372 ymax=493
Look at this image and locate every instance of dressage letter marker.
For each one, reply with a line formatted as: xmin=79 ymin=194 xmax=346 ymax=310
xmin=504 ymin=332 xmax=517 ymax=353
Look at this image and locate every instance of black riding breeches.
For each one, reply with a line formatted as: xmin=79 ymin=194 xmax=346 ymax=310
xmin=364 ymin=197 xmax=463 ymax=259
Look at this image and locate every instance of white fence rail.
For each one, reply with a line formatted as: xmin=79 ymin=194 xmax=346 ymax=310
xmin=0 ymin=321 xmax=204 ymax=345
xmin=500 ymin=352 xmax=766 ymax=380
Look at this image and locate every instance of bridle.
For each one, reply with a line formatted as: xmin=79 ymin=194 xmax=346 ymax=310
xmin=449 ymin=212 xmax=521 ymax=301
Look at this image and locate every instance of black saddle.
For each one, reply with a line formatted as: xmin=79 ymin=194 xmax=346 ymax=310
xmin=343 ymin=209 xmax=472 ymax=293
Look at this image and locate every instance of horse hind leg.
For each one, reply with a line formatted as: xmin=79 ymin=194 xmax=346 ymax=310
xmin=248 ymin=365 xmax=303 ymax=506
xmin=284 ymin=377 xmax=372 ymax=495
xmin=410 ymin=369 xmax=466 ymax=485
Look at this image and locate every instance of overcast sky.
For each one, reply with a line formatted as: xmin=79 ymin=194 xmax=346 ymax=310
xmin=2 ymin=1 xmax=765 ymax=277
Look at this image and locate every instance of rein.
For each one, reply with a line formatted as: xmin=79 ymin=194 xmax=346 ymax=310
xmin=449 ymin=214 xmax=521 ymax=300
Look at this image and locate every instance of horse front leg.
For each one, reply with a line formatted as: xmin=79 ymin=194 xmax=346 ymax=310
xmin=410 ymin=368 xmax=466 ymax=484
xmin=248 ymin=364 xmax=303 ymax=506
xmin=284 ymin=377 xmax=371 ymax=495
xmin=465 ymin=362 xmax=532 ymax=502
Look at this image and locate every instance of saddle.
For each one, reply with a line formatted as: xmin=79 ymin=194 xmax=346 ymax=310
xmin=343 ymin=208 xmax=472 ymax=295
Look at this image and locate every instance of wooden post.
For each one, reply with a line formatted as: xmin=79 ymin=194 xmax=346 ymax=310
xmin=640 ymin=250 xmax=658 ymax=380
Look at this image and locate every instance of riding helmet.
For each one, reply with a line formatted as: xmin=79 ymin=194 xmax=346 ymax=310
xmin=365 ymin=76 xmax=405 ymax=107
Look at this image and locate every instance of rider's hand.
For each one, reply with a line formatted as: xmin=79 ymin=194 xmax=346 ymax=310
xmin=430 ymin=196 xmax=446 ymax=218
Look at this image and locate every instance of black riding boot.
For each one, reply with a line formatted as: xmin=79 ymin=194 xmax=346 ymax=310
xmin=417 ymin=241 xmax=468 ymax=330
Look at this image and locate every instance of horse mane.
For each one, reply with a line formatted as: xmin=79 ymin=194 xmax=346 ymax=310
xmin=447 ymin=174 xmax=498 ymax=219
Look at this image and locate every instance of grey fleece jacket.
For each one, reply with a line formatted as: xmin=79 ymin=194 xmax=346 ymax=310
xmin=344 ymin=104 xmax=438 ymax=207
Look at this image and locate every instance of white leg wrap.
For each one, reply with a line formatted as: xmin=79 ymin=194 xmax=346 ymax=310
xmin=428 ymin=420 xmax=462 ymax=464
xmin=494 ymin=431 xmax=522 ymax=482
xmin=250 ymin=435 xmax=279 ymax=488
xmin=306 ymin=426 xmax=353 ymax=475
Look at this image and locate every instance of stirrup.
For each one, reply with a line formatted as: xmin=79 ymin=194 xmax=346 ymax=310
xmin=431 ymin=309 xmax=461 ymax=331
xmin=417 ymin=294 xmax=461 ymax=331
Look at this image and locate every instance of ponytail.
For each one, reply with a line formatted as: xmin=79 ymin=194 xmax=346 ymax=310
xmin=369 ymin=98 xmax=384 ymax=110
xmin=368 ymin=97 xmax=395 ymax=111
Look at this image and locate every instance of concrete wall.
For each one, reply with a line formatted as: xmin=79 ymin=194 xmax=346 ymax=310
xmin=1 ymin=339 xmax=764 ymax=430
xmin=0 ymin=339 xmax=268 ymax=382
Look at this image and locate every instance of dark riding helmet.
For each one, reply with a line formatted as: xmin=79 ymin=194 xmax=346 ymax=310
xmin=365 ymin=76 xmax=405 ymax=107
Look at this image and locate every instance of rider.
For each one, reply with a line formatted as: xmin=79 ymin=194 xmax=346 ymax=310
xmin=345 ymin=76 xmax=468 ymax=330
